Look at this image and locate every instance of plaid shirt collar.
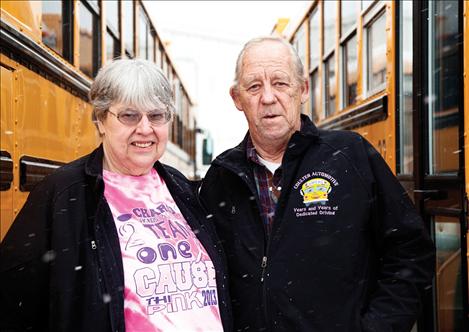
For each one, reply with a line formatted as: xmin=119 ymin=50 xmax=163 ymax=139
xmin=246 ymin=135 xmax=282 ymax=235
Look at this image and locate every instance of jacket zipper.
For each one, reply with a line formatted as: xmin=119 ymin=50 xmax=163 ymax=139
xmin=208 ymin=162 xmax=273 ymax=330
xmin=230 ymin=167 xmax=272 ymax=328
xmin=260 ymin=256 xmax=268 ymax=282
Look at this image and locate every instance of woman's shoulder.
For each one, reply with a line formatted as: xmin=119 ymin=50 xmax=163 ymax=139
xmin=32 ymin=153 xmax=93 ymax=199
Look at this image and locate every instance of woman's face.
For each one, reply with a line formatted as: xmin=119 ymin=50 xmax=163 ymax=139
xmin=97 ymin=102 xmax=169 ymax=176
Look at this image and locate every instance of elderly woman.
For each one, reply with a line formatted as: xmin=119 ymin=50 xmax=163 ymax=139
xmin=0 ymin=59 xmax=230 ymax=332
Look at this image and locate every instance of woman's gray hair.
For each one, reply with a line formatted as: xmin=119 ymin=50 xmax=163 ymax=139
xmin=233 ymin=36 xmax=305 ymax=89
xmin=89 ymin=58 xmax=175 ymax=122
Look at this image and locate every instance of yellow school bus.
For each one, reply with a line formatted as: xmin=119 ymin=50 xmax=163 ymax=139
xmin=0 ymin=0 xmax=197 ymax=240
xmin=285 ymin=0 xmax=468 ymax=330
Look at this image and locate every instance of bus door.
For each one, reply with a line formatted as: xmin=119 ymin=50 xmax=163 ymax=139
xmin=413 ymin=1 xmax=468 ymax=331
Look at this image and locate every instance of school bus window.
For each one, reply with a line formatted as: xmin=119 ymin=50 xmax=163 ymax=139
xmin=123 ymin=0 xmax=134 ymax=57
xmin=166 ymin=63 xmax=172 ymax=81
xmin=341 ymin=0 xmax=359 ymax=37
xmin=138 ymin=11 xmax=148 ymax=59
xmin=158 ymin=45 xmax=164 ymax=69
xmin=366 ymin=11 xmax=386 ymax=94
xmin=324 ymin=53 xmax=336 ymax=117
xmin=309 ymin=7 xmax=320 ymax=70
xmin=323 ymin=0 xmax=336 ymax=55
xmin=293 ymin=24 xmax=306 ymax=71
xmin=398 ymin=0 xmax=413 ymax=175
xmin=79 ymin=1 xmax=100 ymax=78
xmin=105 ymin=0 xmax=119 ymax=36
xmin=148 ymin=30 xmax=155 ymax=62
xmin=310 ymin=70 xmax=320 ymax=122
xmin=87 ymin=0 xmax=98 ymax=8
xmin=428 ymin=0 xmax=460 ymax=175
xmin=162 ymin=54 xmax=168 ymax=74
xmin=155 ymin=38 xmax=161 ymax=67
xmin=343 ymin=33 xmax=358 ymax=106
xmin=361 ymin=0 xmax=374 ymax=11
xmin=106 ymin=31 xmax=120 ymax=62
xmin=41 ymin=1 xmax=63 ymax=56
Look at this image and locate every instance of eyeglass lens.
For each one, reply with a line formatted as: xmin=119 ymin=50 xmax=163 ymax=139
xmin=114 ymin=109 xmax=171 ymax=126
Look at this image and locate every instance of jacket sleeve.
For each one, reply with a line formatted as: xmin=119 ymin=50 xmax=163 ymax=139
xmin=0 ymin=180 xmax=53 ymax=331
xmin=360 ymin=139 xmax=435 ymax=332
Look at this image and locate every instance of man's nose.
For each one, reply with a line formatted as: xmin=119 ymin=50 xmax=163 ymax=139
xmin=260 ymin=85 xmax=276 ymax=104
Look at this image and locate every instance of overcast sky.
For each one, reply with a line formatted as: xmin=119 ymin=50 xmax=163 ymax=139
xmin=144 ymin=1 xmax=311 ymax=156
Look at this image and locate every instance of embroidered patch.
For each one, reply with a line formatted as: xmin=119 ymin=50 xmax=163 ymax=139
xmin=300 ymin=178 xmax=332 ymax=206
xmin=293 ymin=172 xmax=340 ymax=217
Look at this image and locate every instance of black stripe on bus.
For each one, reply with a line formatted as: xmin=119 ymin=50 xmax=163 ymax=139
xmin=319 ymin=95 xmax=388 ymax=131
xmin=0 ymin=150 xmax=13 ymax=191
xmin=20 ymin=156 xmax=65 ymax=192
xmin=0 ymin=19 xmax=91 ymax=101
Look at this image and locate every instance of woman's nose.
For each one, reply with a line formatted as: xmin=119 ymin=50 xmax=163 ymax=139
xmin=135 ymin=114 xmax=154 ymax=133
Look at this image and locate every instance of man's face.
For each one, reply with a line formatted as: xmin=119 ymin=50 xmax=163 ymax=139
xmin=231 ymin=41 xmax=308 ymax=147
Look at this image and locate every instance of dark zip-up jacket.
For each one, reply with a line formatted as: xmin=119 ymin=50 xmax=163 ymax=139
xmin=1 ymin=145 xmax=231 ymax=332
xmin=199 ymin=115 xmax=434 ymax=332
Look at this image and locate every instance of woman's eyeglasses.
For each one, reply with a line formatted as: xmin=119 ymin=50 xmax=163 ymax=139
xmin=107 ymin=109 xmax=172 ymax=126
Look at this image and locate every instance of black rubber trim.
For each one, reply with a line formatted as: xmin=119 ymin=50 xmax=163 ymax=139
xmin=319 ymin=95 xmax=388 ymax=130
xmin=20 ymin=156 xmax=65 ymax=192
xmin=0 ymin=150 xmax=13 ymax=191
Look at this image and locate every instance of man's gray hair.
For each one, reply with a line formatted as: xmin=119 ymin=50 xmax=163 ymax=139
xmin=89 ymin=58 xmax=175 ymax=122
xmin=233 ymin=36 xmax=305 ymax=89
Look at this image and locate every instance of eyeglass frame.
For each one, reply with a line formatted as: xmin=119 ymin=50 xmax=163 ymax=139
xmin=106 ymin=108 xmax=172 ymax=127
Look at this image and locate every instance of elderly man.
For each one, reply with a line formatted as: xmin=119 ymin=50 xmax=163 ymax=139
xmin=199 ymin=36 xmax=434 ymax=331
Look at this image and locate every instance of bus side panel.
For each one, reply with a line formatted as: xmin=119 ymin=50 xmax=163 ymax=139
xmin=354 ymin=112 xmax=393 ymax=170
xmin=0 ymin=1 xmax=41 ymax=42
xmin=1 ymin=54 xmax=97 ymax=238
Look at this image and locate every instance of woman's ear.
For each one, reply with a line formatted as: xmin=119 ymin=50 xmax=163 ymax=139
xmin=96 ymin=120 xmax=106 ymax=136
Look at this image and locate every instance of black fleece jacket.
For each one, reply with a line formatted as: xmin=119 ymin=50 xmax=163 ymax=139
xmin=1 ymin=145 xmax=232 ymax=332
xmin=200 ymin=115 xmax=434 ymax=332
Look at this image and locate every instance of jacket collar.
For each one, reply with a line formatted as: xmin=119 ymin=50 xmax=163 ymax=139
xmin=214 ymin=114 xmax=319 ymax=171
xmin=85 ymin=144 xmax=105 ymax=178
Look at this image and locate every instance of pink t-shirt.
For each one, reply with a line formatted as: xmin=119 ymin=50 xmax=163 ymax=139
xmin=103 ymin=168 xmax=223 ymax=332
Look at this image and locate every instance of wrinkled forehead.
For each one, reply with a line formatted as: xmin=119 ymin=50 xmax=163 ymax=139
xmin=240 ymin=43 xmax=294 ymax=81
xmin=240 ymin=61 xmax=294 ymax=84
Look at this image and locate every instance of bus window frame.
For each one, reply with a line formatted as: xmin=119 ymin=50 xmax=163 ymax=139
xmin=361 ymin=1 xmax=387 ymax=99
xmin=323 ymin=51 xmax=336 ymax=117
xmin=104 ymin=0 xmax=119 ymax=39
xmin=77 ymin=0 xmax=101 ymax=78
xmin=341 ymin=32 xmax=358 ymax=108
xmin=41 ymin=1 xmax=74 ymax=63
xmin=123 ymin=0 xmax=135 ymax=58
xmin=339 ymin=0 xmax=360 ymax=109
xmin=308 ymin=5 xmax=320 ymax=73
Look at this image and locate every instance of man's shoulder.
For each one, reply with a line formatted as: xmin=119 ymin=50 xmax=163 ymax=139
xmin=317 ymin=128 xmax=368 ymax=150
xmin=318 ymin=128 xmax=364 ymax=144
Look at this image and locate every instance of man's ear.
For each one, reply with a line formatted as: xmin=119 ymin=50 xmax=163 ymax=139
xmin=300 ymin=77 xmax=309 ymax=104
xmin=230 ymin=86 xmax=243 ymax=112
